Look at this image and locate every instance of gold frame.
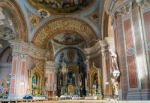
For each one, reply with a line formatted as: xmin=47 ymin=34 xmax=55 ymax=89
xmin=88 ymin=67 xmax=97 ymax=95
xmin=28 ymin=65 xmax=43 ymax=95
xmin=88 ymin=64 xmax=102 ymax=96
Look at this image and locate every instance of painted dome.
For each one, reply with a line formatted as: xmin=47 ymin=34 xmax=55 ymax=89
xmin=28 ymin=0 xmax=92 ymax=13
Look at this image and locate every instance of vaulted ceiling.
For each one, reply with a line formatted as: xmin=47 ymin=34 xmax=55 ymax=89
xmin=0 ymin=0 xmax=106 ymax=59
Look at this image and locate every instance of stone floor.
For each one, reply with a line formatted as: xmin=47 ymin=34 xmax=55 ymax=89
xmin=1 ymin=100 xmax=150 ymax=103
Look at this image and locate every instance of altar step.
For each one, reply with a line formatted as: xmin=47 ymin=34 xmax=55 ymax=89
xmin=0 ymin=100 xmax=150 ymax=103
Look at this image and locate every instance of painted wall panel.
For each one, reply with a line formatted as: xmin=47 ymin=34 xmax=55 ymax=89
xmin=124 ymin=19 xmax=137 ymax=88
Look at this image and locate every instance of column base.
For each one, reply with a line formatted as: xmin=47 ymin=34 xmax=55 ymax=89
xmin=8 ymin=94 xmax=24 ymax=100
xmin=127 ymin=89 xmax=150 ymax=100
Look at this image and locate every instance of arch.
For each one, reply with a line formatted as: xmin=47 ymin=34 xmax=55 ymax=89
xmin=32 ymin=17 xmax=97 ymax=48
xmin=101 ymin=12 xmax=109 ymax=39
xmin=0 ymin=0 xmax=27 ymax=41
xmin=0 ymin=47 xmax=12 ymax=63
xmin=54 ymin=47 xmax=86 ymax=60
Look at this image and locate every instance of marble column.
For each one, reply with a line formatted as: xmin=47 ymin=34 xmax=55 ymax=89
xmin=105 ymin=0 xmax=150 ymax=100
xmin=84 ymin=57 xmax=90 ymax=95
xmin=45 ymin=61 xmax=56 ymax=98
xmin=8 ymin=40 xmax=46 ymax=99
xmin=100 ymin=40 xmax=111 ymax=98
xmin=8 ymin=42 xmax=29 ymax=99
xmin=128 ymin=1 xmax=150 ymax=99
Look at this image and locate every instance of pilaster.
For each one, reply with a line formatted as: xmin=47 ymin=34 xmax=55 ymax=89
xmin=100 ymin=40 xmax=111 ymax=98
xmin=106 ymin=0 xmax=150 ymax=100
xmin=8 ymin=40 xmax=46 ymax=99
xmin=45 ymin=61 xmax=56 ymax=99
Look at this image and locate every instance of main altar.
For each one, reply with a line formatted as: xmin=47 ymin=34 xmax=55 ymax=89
xmin=24 ymin=41 xmax=121 ymax=100
xmin=55 ymin=61 xmax=103 ymax=99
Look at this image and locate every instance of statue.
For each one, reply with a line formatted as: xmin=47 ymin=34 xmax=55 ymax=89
xmin=109 ymin=49 xmax=120 ymax=99
xmin=111 ymin=78 xmax=119 ymax=99
xmin=109 ymin=50 xmax=119 ymax=70
xmin=109 ymin=49 xmax=120 ymax=78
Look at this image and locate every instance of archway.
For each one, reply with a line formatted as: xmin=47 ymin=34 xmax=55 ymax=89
xmin=0 ymin=0 xmax=27 ymax=99
xmin=32 ymin=17 xmax=98 ymax=48
xmin=55 ymin=47 xmax=87 ymax=97
xmin=0 ymin=0 xmax=27 ymax=41
xmin=0 ymin=39 xmax=12 ymax=99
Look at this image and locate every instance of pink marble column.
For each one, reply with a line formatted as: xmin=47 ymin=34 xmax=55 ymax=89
xmin=9 ymin=53 xmax=28 ymax=99
xmin=45 ymin=61 xmax=56 ymax=99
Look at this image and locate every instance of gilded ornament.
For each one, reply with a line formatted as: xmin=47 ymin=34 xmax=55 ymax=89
xmin=30 ymin=15 xmax=40 ymax=27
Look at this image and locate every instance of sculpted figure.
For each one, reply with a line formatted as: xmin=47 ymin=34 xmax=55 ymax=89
xmin=109 ymin=49 xmax=119 ymax=70
xmin=111 ymin=78 xmax=119 ymax=99
xmin=109 ymin=49 xmax=120 ymax=79
xmin=109 ymin=49 xmax=120 ymax=99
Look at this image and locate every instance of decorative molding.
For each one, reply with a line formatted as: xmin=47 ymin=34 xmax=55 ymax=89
xmin=9 ymin=40 xmax=46 ymax=60
xmin=0 ymin=0 xmax=28 ymax=41
xmin=136 ymin=0 xmax=150 ymax=8
xmin=84 ymin=40 xmax=101 ymax=55
xmin=45 ymin=61 xmax=56 ymax=73
xmin=29 ymin=14 xmax=40 ymax=28
xmin=84 ymin=40 xmax=108 ymax=58
xmin=114 ymin=2 xmax=132 ymax=18
xmin=126 ymin=48 xmax=135 ymax=56
xmin=105 ymin=0 xmax=133 ymax=18
xmin=51 ymin=39 xmax=85 ymax=56
xmin=32 ymin=17 xmax=97 ymax=48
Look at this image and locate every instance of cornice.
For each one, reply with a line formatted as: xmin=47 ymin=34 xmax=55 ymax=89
xmin=105 ymin=0 xmax=133 ymax=17
xmin=32 ymin=17 xmax=97 ymax=48
xmin=84 ymin=40 xmax=108 ymax=57
xmin=9 ymin=40 xmax=46 ymax=60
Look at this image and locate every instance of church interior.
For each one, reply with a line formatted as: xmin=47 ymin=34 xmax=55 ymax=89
xmin=0 ymin=0 xmax=150 ymax=102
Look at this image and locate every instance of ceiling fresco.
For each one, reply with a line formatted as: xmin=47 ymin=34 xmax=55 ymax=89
xmin=0 ymin=0 xmax=27 ymax=41
xmin=32 ymin=17 xmax=97 ymax=48
xmin=53 ymin=32 xmax=84 ymax=45
xmin=0 ymin=8 xmax=16 ymax=40
xmin=27 ymin=0 xmax=95 ymax=14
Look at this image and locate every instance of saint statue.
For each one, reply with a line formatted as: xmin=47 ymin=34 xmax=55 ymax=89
xmin=109 ymin=49 xmax=120 ymax=99
xmin=109 ymin=50 xmax=118 ymax=70
xmin=111 ymin=78 xmax=119 ymax=98
xmin=109 ymin=49 xmax=120 ymax=79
